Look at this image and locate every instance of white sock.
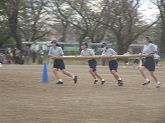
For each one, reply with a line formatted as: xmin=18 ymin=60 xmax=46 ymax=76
xmin=102 ymin=79 xmax=105 ymax=81
xmin=59 ymin=79 xmax=63 ymax=82
xmin=72 ymin=76 xmax=75 ymax=79
xmin=145 ymin=78 xmax=149 ymax=81
xmin=157 ymin=82 xmax=160 ymax=84
xmin=118 ymin=78 xmax=122 ymax=80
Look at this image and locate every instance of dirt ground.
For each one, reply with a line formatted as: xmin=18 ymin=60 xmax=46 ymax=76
xmin=0 ymin=63 xmax=165 ymax=123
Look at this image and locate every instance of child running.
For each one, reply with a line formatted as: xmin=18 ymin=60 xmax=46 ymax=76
xmin=80 ymin=42 xmax=106 ymax=85
xmin=139 ymin=37 xmax=161 ymax=88
xmin=48 ymin=40 xmax=77 ymax=84
xmin=101 ymin=43 xmax=123 ymax=86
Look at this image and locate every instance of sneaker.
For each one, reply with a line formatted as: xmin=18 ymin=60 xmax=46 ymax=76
xmin=142 ymin=80 xmax=150 ymax=85
xmin=118 ymin=80 xmax=123 ymax=86
xmin=73 ymin=76 xmax=77 ymax=83
xmin=156 ymin=82 xmax=161 ymax=88
xmin=94 ymin=80 xmax=98 ymax=84
xmin=101 ymin=80 xmax=106 ymax=85
xmin=56 ymin=81 xmax=63 ymax=84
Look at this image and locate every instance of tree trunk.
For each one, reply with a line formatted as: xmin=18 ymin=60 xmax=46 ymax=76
xmin=8 ymin=2 xmax=22 ymax=50
xmin=62 ymin=26 xmax=67 ymax=49
xmin=9 ymin=11 xmax=22 ymax=50
xmin=117 ymin=43 xmax=125 ymax=55
xmin=159 ymin=27 xmax=165 ymax=53
xmin=116 ymin=35 xmax=124 ymax=55
xmin=117 ymin=38 xmax=131 ymax=55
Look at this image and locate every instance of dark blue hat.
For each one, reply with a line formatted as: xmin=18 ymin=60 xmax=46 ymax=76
xmin=51 ymin=40 xmax=57 ymax=44
xmin=143 ymin=37 xmax=150 ymax=41
xmin=81 ymin=42 xmax=88 ymax=46
xmin=101 ymin=43 xmax=107 ymax=48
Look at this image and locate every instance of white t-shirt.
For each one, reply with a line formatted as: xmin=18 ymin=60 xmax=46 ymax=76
xmin=102 ymin=48 xmax=117 ymax=61
xmin=48 ymin=47 xmax=64 ymax=56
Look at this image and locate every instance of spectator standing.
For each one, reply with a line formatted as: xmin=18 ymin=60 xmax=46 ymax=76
xmin=25 ymin=47 xmax=31 ymax=64
xmin=38 ymin=50 xmax=44 ymax=64
xmin=31 ymin=48 xmax=37 ymax=64
xmin=123 ymin=51 xmax=130 ymax=65
xmin=15 ymin=48 xmax=21 ymax=64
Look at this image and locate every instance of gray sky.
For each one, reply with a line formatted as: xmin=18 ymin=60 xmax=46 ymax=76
xmin=138 ymin=0 xmax=159 ymax=23
xmin=90 ymin=0 xmax=159 ymax=23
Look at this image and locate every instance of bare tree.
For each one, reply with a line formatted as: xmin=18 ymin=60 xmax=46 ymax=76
xmin=0 ymin=0 xmax=52 ymax=49
xmin=51 ymin=0 xmax=108 ymax=53
xmin=0 ymin=23 xmax=11 ymax=47
xmin=1 ymin=0 xmax=23 ymax=49
xmin=97 ymin=0 xmax=159 ymax=54
xmin=154 ymin=0 xmax=165 ymax=53
xmin=47 ymin=0 xmax=74 ymax=43
xmin=0 ymin=3 xmax=11 ymax=47
xmin=19 ymin=0 xmax=51 ymax=42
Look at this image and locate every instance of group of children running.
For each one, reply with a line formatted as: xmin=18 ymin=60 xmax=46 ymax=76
xmin=48 ymin=37 xmax=161 ymax=88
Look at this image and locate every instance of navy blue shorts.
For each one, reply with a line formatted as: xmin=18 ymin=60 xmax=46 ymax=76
xmin=109 ymin=60 xmax=118 ymax=71
xmin=124 ymin=58 xmax=129 ymax=63
xmin=53 ymin=59 xmax=65 ymax=70
xmin=88 ymin=59 xmax=97 ymax=72
xmin=142 ymin=57 xmax=155 ymax=71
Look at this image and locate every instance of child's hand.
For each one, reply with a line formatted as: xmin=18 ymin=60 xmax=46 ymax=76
xmin=50 ymin=55 xmax=56 ymax=59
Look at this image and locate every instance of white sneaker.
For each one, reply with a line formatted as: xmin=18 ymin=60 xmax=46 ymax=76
xmin=142 ymin=80 xmax=150 ymax=85
xmin=156 ymin=82 xmax=161 ymax=88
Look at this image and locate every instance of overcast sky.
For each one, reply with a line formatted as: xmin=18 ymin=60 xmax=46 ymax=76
xmin=138 ymin=0 xmax=159 ymax=23
xmin=90 ymin=0 xmax=159 ymax=23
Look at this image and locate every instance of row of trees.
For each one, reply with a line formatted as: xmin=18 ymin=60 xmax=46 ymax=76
xmin=0 ymin=0 xmax=165 ymax=54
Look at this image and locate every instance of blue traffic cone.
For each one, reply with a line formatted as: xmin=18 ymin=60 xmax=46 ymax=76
xmin=42 ymin=61 xmax=49 ymax=82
